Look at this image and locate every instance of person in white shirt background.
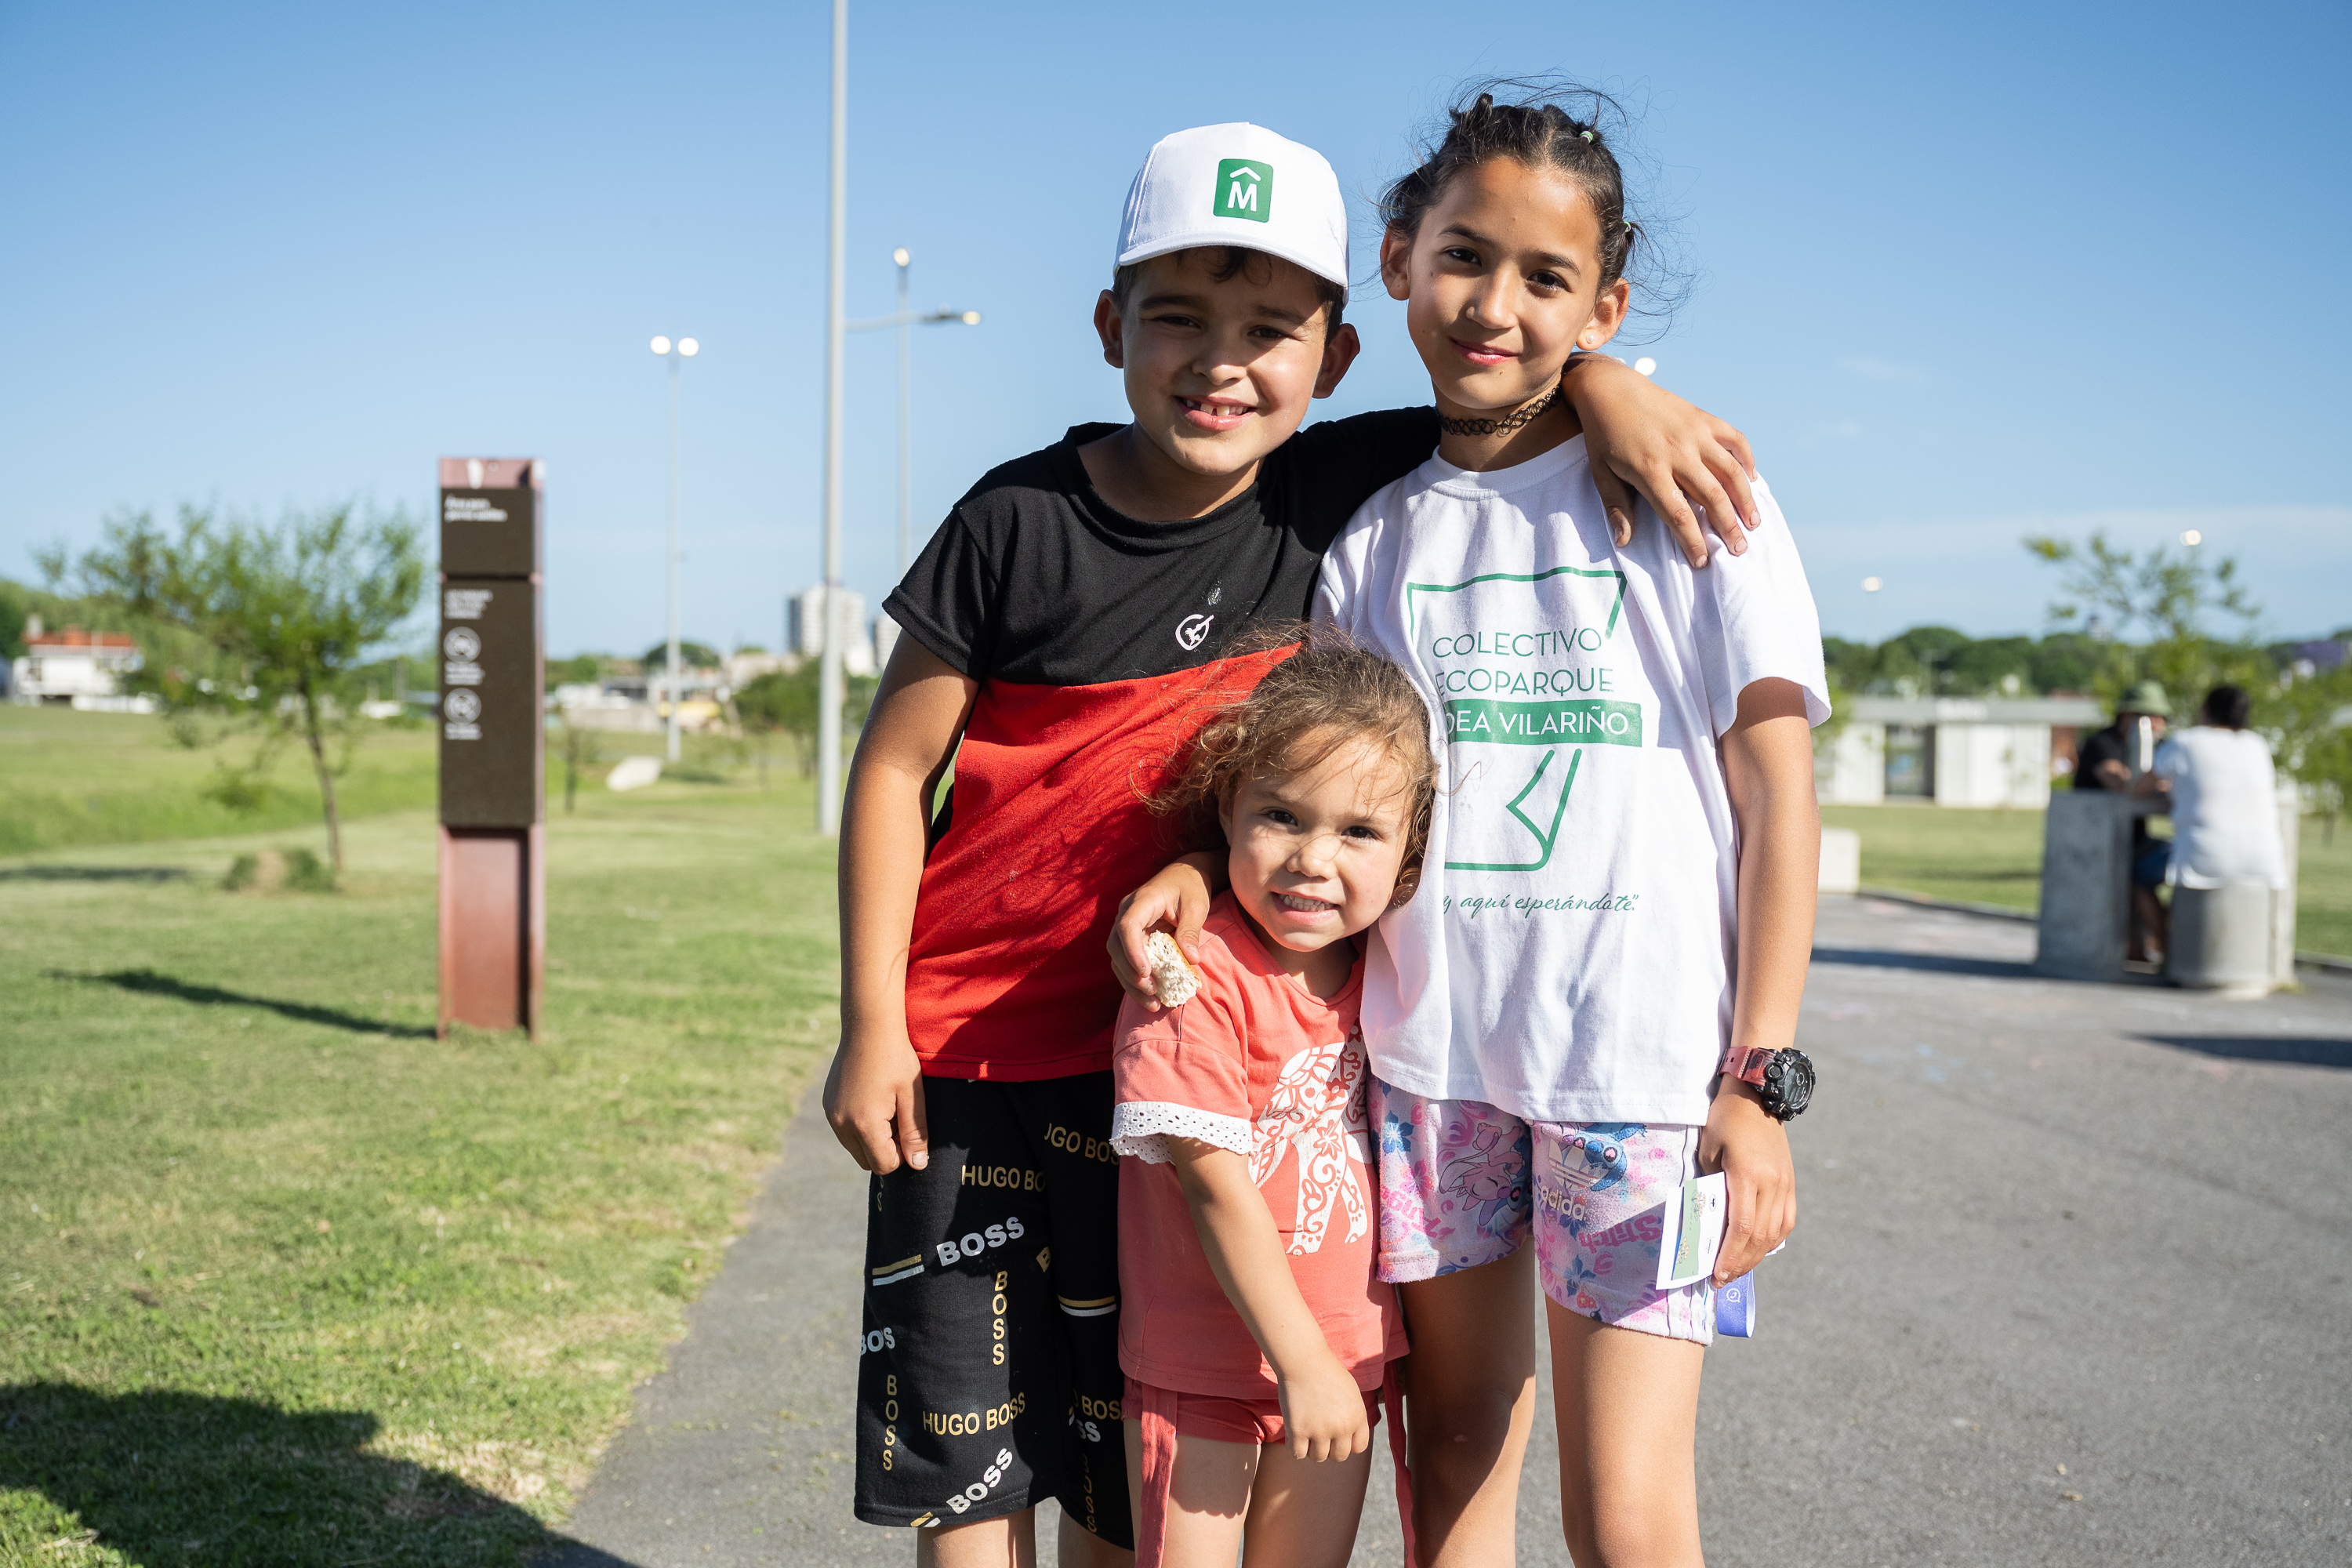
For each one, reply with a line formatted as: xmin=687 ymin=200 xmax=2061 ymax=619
xmin=2153 ymin=684 xmax=2288 ymax=895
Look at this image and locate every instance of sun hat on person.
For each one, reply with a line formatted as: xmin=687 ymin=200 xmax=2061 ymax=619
xmin=1116 ymin=122 xmax=1351 ymax=299
xmin=2116 ymin=680 xmax=2171 ymax=715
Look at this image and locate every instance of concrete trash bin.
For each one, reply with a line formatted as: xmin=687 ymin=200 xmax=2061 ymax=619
xmin=2169 ymin=883 xmax=2275 ymax=996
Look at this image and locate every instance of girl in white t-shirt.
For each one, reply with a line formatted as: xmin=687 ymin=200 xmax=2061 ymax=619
xmin=1116 ymin=87 xmax=1828 ymax=1566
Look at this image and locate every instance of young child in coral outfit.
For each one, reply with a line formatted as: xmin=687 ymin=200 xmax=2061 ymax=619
xmin=1108 ymin=633 xmax=1436 ymax=1568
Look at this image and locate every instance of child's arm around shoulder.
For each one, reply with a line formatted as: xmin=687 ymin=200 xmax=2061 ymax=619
xmin=1562 ymin=352 xmax=1759 ymax=569
xmin=1702 ymin=677 xmax=1816 ymax=1283
xmin=822 ymin=637 xmax=978 ymax=1174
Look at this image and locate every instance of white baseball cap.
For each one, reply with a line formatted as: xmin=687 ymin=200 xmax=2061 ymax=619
xmin=1116 ymin=123 xmax=1350 ymax=302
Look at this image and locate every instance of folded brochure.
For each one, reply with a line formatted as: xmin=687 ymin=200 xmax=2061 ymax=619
xmin=1654 ymin=1171 xmax=1779 ymax=1337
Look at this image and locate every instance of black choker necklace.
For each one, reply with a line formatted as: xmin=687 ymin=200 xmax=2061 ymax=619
xmin=1430 ymin=390 xmax=1562 ymax=439
xmin=1437 ymin=387 xmax=1563 ymax=437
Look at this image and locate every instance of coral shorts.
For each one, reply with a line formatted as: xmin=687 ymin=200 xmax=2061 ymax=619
xmin=1372 ymin=1078 xmax=1715 ymax=1345
xmin=1120 ymin=1376 xmax=1381 ymax=1448
xmin=1124 ymin=1374 xmax=1400 ymax=1568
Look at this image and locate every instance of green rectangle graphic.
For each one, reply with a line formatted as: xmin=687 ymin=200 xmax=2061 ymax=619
xmin=1445 ymin=698 xmax=1642 ymax=747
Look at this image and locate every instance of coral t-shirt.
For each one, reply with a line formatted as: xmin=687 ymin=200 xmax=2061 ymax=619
xmin=1107 ymin=896 xmax=1404 ymax=1400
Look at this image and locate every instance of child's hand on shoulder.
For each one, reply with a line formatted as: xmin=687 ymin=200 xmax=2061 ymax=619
xmin=1273 ymin=1348 xmax=1371 ymax=1463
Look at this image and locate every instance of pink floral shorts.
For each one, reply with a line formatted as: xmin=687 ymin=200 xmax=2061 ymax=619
xmin=1372 ymin=1078 xmax=1714 ymax=1345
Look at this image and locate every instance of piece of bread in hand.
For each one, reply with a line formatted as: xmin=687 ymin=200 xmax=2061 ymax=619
xmin=1144 ymin=931 xmax=1200 ymax=1007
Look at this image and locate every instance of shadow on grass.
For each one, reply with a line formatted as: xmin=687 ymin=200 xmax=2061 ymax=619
xmin=1810 ymin=946 xmax=2033 ymax=980
xmin=2136 ymin=1034 xmax=2352 ymax=1069
xmin=0 ymin=1383 xmax=644 ymax=1568
xmin=46 ymin=968 xmax=437 ymax=1040
xmin=0 ymin=866 xmax=190 ymax=884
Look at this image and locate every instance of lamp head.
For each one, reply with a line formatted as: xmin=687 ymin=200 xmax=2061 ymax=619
xmin=650 ymin=336 xmax=671 ymax=355
xmin=893 ymin=248 xmax=910 ymax=267
xmin=679 ymin=337 xmax=699 ymax=357
xmin=961 ymin=311 xmax=982 ymax=326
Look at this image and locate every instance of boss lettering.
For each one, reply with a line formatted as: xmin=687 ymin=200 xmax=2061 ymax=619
xmin=1044 ymin=1123 xmax=1117 ymax=1163
xmin=933 ymin=1215 xmax=1027 ymax=1268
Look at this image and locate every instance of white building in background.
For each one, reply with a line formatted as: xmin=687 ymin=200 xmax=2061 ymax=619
xmin=788 ymin=585 xmax=875 ymax=677
xmin=9 ymin=619 xmax=153 ymax=711
xmin=1817 ymin=695 xmax=2104 ymax=808
xmin=873 ymin=612 xmax=902 ymax=673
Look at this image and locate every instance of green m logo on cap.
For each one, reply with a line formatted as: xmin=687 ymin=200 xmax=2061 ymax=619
xmin=1213 ymin=158 xmax=1272 ymax=223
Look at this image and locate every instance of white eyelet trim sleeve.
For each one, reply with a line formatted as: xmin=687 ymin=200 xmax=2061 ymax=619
xmin=1109 ymin=1101 xmax=1254 ymax=1165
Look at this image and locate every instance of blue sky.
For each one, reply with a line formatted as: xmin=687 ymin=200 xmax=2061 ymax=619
xmin=4 ymin=0 xmax=2347 ymax=657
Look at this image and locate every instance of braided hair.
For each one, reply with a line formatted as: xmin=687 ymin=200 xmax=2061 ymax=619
xmin=1381 ymin=84 xmax=1642 ymax=298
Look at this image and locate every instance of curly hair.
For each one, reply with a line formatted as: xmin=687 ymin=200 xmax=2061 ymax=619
xmin=1148 ymin=624 xmax=1438 ymax=906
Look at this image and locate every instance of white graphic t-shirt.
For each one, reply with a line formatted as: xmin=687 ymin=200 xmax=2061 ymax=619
xmin=1315 ymin=435 xmax=1828 ymax=1124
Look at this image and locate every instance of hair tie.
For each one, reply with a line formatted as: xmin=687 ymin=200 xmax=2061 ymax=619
xmin=1579 ymin=129 xmax=1595 ymax=143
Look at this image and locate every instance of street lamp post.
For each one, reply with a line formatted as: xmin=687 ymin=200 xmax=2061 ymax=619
xmin=818 ymin=0 xmax=848 ymax=837
xmin=896 ymin=249 xmax=912 ymax=574
xmin=849 ymin=256 xmax=982 ymax=573
xmin=651 ymin=334 xmax=700 ymax=763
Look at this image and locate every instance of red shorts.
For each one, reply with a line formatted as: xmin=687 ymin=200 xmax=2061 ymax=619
xmin=1121 ymin=1376 xmax=1381 ymax=1447
xmin=1125 ymin=1374 xmax=1403 ymax=1568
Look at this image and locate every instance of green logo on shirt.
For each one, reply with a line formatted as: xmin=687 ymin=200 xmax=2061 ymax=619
xmin=1213 ymin=159 xmax=1272 ymax=223
xmin=1444 ymin=698 xmax=1642 ymax=747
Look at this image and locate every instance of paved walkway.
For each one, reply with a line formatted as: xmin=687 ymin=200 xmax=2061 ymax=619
xmin=546 ymin=895 xmax=2352 ymax=1566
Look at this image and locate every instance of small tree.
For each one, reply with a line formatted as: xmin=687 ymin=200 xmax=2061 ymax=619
xmin=43 ymin=503 xmax=426 ymax=873
xmin=735 ymin=663 xmax=883 ymax=781
xmin=2024 ymin=530 xmax=2266 ymax=713
xmin=737 ymin=666 xmax=818 ymax=777
xmin=2265 ymin=656 xmax=2352 ymax=845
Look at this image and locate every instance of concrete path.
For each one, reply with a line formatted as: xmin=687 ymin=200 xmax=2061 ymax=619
xmin=547 ymin=895 xmax=2352 ymax=1566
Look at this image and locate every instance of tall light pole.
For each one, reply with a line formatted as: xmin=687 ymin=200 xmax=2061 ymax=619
xmin=850 ymin=256 xmax=982 ymax=573
xmin=818 ymin=0 xmax=848 ymax=836
xmin=895 ymin=249 xmax=913 ymax=574
xmin=651 ymin=333 xmax=699 ymax=763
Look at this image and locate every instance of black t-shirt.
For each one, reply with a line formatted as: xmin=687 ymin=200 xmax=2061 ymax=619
xmin=2075 ymin=720 xmax=2152 ymax=844
xmin=887 ymin=411 xmax=1440 ymax=686
xmin=882 ymin=409 xmax=1441 ymax=1080
xmin=2074 ymin=723 xmax=2130 ymax=791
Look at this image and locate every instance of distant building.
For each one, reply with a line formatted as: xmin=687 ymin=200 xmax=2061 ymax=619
xmin=873 ymin=612 xmax=902 ymax=672
xmin=1817 ymin=695 xmax=2104 ymax=808
xmin=788 ymin=586 xmax=876 ymax=677
xmin=9 ymin=619 xmax=152 ymax=712
xmin=724 ymin=650 xmax=793 ymax=689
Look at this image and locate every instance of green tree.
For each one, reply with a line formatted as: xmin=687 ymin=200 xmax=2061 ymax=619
xmin=2263 ymin=655 xmax=2352 ymax=845
xmin=42 ymin=503 xmax=426 ymax=874
xmin=2024 ymin=530 xmax=2265 ymax=717
xmin=554 ymin=652 xmax=605 ymax=687
xmin=735 ymin=663 xmax=880 ymax=780
xmin=641 ymin=639 xmax=723 ymax=673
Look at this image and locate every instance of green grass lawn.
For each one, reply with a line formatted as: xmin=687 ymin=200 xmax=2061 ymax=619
xmin=1822 ymin=803 xmax=2352 ymax=959
xmin=0 ymin=770 xmax=839 ymax=1566
xmin=0 ymin=705 xmax=439 ymax=856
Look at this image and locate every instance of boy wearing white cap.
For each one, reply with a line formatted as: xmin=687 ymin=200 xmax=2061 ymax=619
xmin=823 ymin=122 xmax=1755 ymax=1566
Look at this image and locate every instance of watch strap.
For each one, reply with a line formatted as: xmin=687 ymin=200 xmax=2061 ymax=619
xmin=1720 ymin=1044 xmax=1777 ymax=1088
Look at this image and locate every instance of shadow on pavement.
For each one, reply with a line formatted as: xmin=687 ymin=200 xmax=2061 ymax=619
xmin=1810 ymin=946 xmax=2033 ymax=980
xmin=0 ymin=1383 xmax=641 ymax=1567
xmin=0 ymin=866 xmax=190 ymax=883
xmin=45 ymin=967 xmax=437 ymax=1039
xmin=2137 ymin=1034 xmax=2352 ymax=1069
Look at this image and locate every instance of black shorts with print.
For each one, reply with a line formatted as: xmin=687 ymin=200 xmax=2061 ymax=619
xmin=854 ymin=1071 xmax=1132 ymax=1548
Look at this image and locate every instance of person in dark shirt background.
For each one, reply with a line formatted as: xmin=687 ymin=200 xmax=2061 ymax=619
xmin=2074 ymin=679 xmax=2173 ymax=960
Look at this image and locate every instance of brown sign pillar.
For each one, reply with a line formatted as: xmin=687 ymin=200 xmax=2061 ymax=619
xmin=437 ymin=457 xmax=546 ymax=1038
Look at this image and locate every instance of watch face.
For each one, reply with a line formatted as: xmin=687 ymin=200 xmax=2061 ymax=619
xmin=1764 ymin=1050 xmax=1815 ymax=1118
